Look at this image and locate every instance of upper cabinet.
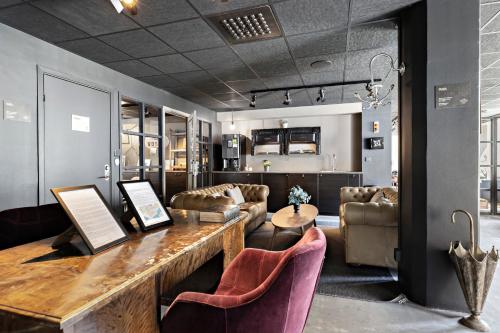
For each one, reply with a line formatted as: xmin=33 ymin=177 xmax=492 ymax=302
xmin=251 ymin=127 xmax=321 ymax=156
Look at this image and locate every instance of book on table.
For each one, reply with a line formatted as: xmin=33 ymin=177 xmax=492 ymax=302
xmin=200 ymin=205 xmax=240 ymax=223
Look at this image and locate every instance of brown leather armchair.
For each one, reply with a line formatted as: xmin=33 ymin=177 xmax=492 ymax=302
xmin=171 ymin=184 xmax=269 ymax=236
xmin=339 ymin=187 xmax=398 ymax=269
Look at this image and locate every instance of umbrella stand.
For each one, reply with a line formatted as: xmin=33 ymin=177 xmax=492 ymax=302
xmin=449 ymin=209 xmax=498 ymax=332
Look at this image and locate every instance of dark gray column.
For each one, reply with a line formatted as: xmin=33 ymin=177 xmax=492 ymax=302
xmin=400 ymin=0 xmax=480 ymax=310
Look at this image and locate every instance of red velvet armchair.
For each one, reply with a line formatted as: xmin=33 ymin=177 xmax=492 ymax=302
xmin=162 ymin=227 xmax=326 ymax=333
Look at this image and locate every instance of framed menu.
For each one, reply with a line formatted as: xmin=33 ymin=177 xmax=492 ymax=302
xmin=117 ymin=180 xmax=173 ymax=231
xmin=51 ymin=185 xmax=129 ymax=254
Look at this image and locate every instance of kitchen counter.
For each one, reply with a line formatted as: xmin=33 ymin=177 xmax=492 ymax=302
xmin=212 ymin=170 xmax=363 ymax=174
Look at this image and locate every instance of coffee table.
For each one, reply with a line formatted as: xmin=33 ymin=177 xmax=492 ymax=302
xmin=270 ymin=204 xmax=319 ymax=250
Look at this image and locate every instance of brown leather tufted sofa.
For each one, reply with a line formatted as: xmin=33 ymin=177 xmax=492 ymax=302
xmin=171 ymin=184 xmax=269 ymax=236
xmin=339 ymin=186 xmax=398 ymax=269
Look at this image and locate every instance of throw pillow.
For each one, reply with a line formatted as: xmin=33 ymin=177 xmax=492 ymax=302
xmin=210 ymin=192 xmax=222 ymax=198
xmin=376 ymin=197 xmax=392 ymax=205
xmin=370 ymin=190 xmax=385 ymax=203
xmin=383 ymin=188 xmax=398 ymax=204
xmin=226 ymin=187 xmax=245 ymax=205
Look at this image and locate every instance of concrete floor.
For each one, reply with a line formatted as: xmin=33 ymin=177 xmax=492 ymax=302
xmin=304 ymin=216 xmax=500 ymax=333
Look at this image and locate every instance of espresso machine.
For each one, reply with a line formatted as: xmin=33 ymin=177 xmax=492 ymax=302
xmin=222 ymin=134 xmax=247 ymax=171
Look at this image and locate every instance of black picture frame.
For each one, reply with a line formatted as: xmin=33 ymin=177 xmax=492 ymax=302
xmin=368 ymin=137 xmax=384 ymax=150
xmin=117 ymin=180 xmax=173 ymax=231
xmin=51 ymin=185 xmax=129 ymax=255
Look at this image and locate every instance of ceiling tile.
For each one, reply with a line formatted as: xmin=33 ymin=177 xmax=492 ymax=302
xmin=273 ymin=0 xmax=349 ymax=35
xmin=295 ymin=53 xmax=345 ymax=75
xmin=307 ymin=86 xmax=343 ymax=105
xmin=301 ymin=71 xmax=344 ymax=86
xmin=33 ymin=0 xmax=139 ymax=35
xmin=212 ymin=92 xmax=247 ymax=102
xmin=482 ymin=79 xmax=500 ymax=90
xmin=482 ymin=53 xmax=500 ymax=68
xmin=140 ymin=74 xmax=182 ymax=89
xmin=342 ymin=83 xmax=367 ymax=103
xmin=344 ymin=46 xmax=398 ymax=81
xmin=225 ymin=79 xmax=264 ymax=93
xmin=58 ymin=38 xmax=131 ymax=63
xmin=223 ymin=100 xmax=253 ymax=109
xmin=0 ymin=1 xmax=23 ymax=8
xmin=170 ymin=70 xmax=219 ymax=85
xmin=287 ymin=30 xmax=347 ymax=58
xmin=99 ymin=29 xmax=174 ymax=58
xmin=232 ymin=38 xmax=292 ymax=63
xmin=0 ymin=4 xmax=87 ymax=42
xmin=189 ymin=0 xmax=268 ymax=15
xmin=105 ymin=60 xmax=161 ymax=77
xmin=252 ymin=91 xmax=289 ymax=109
xmin=348 ymin=21 xmax=398 ymax=51
xmin=263 ymin=75 xmax=303 ymax=89
xmin=250 ymin=59 xmax=299 ymax=77
xmin=482 ymin=33 xmax=500 ymax=53
xmin=142 ymin=54 xmax=199 ymax=73
xmin=196 ymin=82 xmax=234 ymax=94
xmin=149 ymin=18 xmax=225 ymax=52
xmin=208 ymin=66 xmax=257 ymax=81
xmin=127 ymin=0 xmax=198 ymax=26
xmin=351 ymin=0 xmax=419 ymax=24
xmin=184 ymin=47 xmax=243 ymax=70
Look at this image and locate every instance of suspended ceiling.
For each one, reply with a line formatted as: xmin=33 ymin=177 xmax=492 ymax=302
xmin=0 ymin=0 xmax=420 ymax=111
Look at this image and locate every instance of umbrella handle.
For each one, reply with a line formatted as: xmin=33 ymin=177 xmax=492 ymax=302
xmin=451 ymin=209 xmax=476 ymax=254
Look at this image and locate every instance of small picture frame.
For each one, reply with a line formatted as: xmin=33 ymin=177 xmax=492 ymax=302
xmin=51 ymin=185 xmax=129 ymax=254
xmin=368 ymin=137 xmax=384 ymax=150
xmin=117 ymin=180 xmax=173 ymax=231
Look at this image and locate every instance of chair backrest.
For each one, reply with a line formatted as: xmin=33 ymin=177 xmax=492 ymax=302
xmin=0 ymin=204 xmax=71 ymax=250
xmin=230 ymin=227 xmax=327 ymax=333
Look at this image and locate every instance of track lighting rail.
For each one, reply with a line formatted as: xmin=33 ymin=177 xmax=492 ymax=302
xmin=248 ymin=79 xmax=381 ymax=94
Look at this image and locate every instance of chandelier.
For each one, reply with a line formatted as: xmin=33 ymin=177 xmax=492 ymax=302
xmin=354 ymin=53 xmax=405 ymax=110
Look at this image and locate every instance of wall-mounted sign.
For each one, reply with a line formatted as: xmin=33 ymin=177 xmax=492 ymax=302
xmin=368 ymin=137 xmax=384 ymax=150
xmin=435 ymin=82 xmax=471 ymax=109
xmin=2 ymin=99 xmax=32 ymax=123
xmin=72 ymin=114 xmax=90 ymax=132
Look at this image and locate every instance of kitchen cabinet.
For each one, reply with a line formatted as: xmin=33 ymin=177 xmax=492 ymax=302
xmin=213 ymin=172 xmax=261 ymax=185
xmin=165 ymin=172 xmax=187 ymax=206
xmin=318 ymin=174 xmax=350 ymax=215
xmin=262 ymin=173 xmax=289 ymax=213
xmin=287 ymin=173 xmax=319 ymax=207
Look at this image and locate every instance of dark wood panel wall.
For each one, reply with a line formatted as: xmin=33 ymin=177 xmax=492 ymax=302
xmin=213 ymin=172 xmax=362 ymax=215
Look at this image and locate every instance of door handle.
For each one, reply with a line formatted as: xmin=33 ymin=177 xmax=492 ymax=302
xmin=99 ymin=164 xmax=111 ymax=180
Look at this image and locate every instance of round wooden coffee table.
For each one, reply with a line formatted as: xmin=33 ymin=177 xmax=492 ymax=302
xmin=270 ymin=204 xmax=319 ymax=250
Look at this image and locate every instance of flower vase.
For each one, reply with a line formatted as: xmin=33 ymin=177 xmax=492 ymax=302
xmin=293 ymin=203 xmax=300 ymax=213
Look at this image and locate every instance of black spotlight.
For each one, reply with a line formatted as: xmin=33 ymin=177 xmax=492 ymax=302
xmin=283 ymin=90 xmax=291 ymax=105
xmin=249 ymin=94 xmax=256 ymax=108
xmin=317 ymin=87 xmax=326 ymax=103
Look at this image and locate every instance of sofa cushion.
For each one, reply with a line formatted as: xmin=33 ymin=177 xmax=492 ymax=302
xmin=382 ymin=187 xmax=398 ymax=204
xmin=369 ymin=190 xmax=385 ymax=203
xmin=226 ymin=187 xmax=245 ymax=205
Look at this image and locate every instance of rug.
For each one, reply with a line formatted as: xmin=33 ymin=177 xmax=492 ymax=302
xmin=246 ymin=222 xmax=401 ymax=302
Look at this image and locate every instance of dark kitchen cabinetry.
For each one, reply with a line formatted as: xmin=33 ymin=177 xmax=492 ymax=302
xmin=213 ymin=172 xmax=261 ymax=185
xmin=165 ymin=172 xmax=187 ymax=206
xmin=262 ymin=173 xmax=289 ymax=213
xmin=318 ymin=174 xmax=350 ymax=215
xmin=287 ymin=173 xmax=319 ymax=207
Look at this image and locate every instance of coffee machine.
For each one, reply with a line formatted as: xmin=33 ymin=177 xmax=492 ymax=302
xmin=222 ymin=134 xmax=247 ymax=171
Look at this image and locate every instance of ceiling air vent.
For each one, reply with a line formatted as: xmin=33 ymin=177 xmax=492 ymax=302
xmin=207 ymin=5 xmax=282 ymax=44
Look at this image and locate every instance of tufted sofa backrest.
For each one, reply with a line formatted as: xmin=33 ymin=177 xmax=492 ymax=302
xmin=235 ymin=184 xmax=269 ymax=202
xmin=340 ymin=186 xmax=381 ymax=204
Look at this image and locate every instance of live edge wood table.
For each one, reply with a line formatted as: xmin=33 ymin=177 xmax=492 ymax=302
xmin=0 ymin=209 xmax=247 ymax=333
xmin=270 ymin=204 xmax=319 ymax=249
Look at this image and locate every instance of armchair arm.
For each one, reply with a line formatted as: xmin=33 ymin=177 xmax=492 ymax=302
xmin=344 ymin=202 xmax=398 ymax=227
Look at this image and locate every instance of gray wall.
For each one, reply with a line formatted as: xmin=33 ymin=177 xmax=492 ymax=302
xmin=0 ymin=23 xmax=217 ymax=211
xmin=361 ymin=103 xmax=393 ymax=186
xmin=400 ymin=0 xmax=479 ymax=310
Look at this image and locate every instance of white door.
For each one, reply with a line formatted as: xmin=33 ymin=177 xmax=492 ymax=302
xmin=40 ymin=74 xmax=112 ymax=204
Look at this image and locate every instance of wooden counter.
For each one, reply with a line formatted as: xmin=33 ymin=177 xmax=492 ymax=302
xmin=0 ymin=209 xmax=247 ymax=333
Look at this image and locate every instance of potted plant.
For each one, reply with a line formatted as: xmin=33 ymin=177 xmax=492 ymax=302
xmin=288 ymin=185 xmax=311 ymax=213
xmin=263 ymin=159 xmax=272 ymax=172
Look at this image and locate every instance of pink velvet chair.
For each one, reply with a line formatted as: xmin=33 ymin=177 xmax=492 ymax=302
xmin=162 ymin=227 xmax=326 ymax=333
